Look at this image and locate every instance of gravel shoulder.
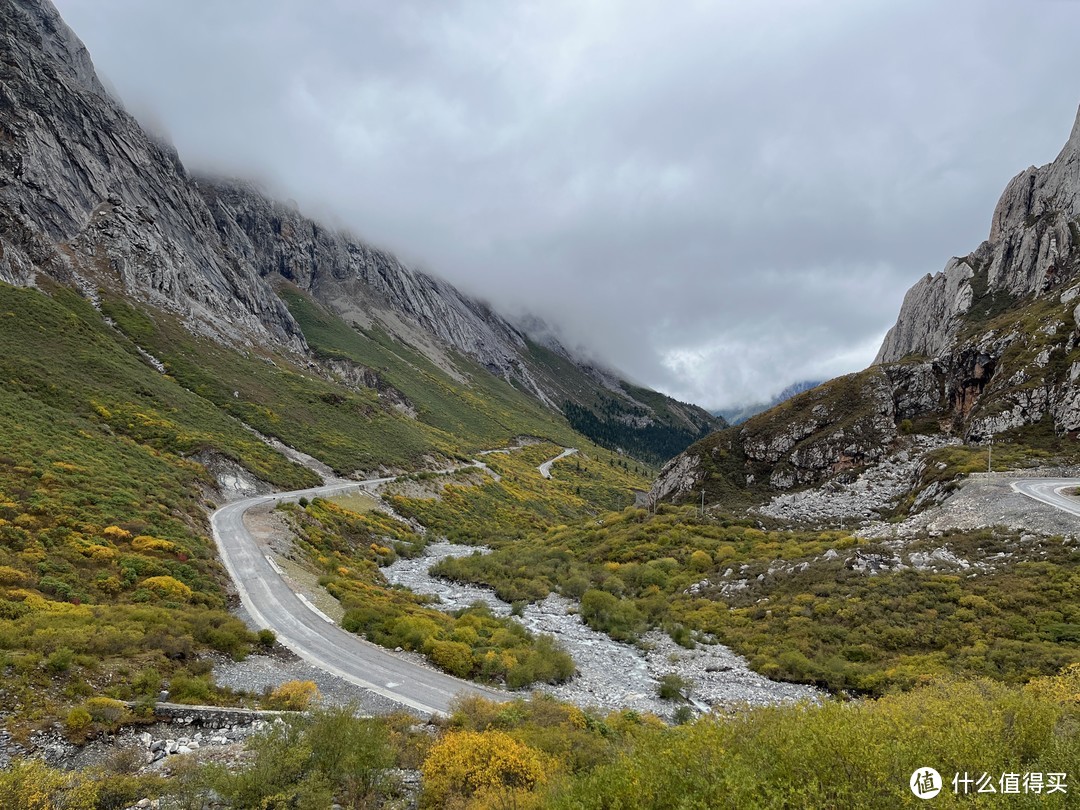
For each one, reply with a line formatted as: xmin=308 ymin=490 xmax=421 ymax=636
xmin=862 ymin=470 xmax=1080 ymax=540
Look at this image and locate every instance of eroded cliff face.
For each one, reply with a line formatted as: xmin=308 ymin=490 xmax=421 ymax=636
xmin=197 ymin=179 xmax=551 ymax=400
xmin=654 ymin=106 xmax=1080 ymax=506
xmin=0 ymin=0 xmax=307 ymax=351
xmin=0 ymin=0 xmax=722 ymax=462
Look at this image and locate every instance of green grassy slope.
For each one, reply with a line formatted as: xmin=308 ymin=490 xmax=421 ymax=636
xmin=0 ymin=283 xmax=310 ymax=725
xmin=0 ymin=280 xmax=655 ymax=730
xmin=277 ymin=285 xmax=583 ymax=453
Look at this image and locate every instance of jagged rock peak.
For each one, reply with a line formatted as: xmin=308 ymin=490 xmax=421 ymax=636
xmin=1060 ymin=103 xmax=1080 ymax=159
xmin=876 ymin=104 xmax=1080 ymax=365
xmin=11 ymin=0 xmax=106 ymax=99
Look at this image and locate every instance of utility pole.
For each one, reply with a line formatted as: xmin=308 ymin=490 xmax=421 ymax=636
xmin=988 ymin=435 xmax=993 ymax=475
xmin=700 ymin=489 xmax=705 ymax=517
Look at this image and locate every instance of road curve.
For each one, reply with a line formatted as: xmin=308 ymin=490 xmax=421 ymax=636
xmin=1010 ymin=478 xmax=1080 ymax=518
xmin=538 ymin=448 xmax=578 ymax=479
xmin=210 ymin=478 xmax=507 ymax=716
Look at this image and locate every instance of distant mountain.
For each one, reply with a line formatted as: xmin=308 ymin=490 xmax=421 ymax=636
xmin=715 ymin=381 xmax=822 ymax=425
xmin=0 ymin=0 xmax=721 ymax=465
xmin=653 ymin=104 xmax=1080 ymax=506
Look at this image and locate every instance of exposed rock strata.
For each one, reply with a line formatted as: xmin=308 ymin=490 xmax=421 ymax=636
xmin=655 ymin=106 xmax=1080 ymax=509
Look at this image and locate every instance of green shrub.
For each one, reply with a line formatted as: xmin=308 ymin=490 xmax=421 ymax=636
xmin=257 ymin=628 xmax=277 ymax=648
xmin=84 ymin=697 xmax=128 ymax=726
xmin=45 ymin=646 xmax=74 ymax=673
xmin=657 ymin=673 xmax=689 ymax=701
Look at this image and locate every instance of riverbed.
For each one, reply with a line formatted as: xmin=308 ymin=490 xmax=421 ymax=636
xmin=382 ymin=541 xmax=818 ymax=718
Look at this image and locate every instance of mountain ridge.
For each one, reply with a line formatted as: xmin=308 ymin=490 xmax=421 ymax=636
xmin=714 ymin=380 xmax=822 ymax=426
xmin=0 ymin=0 xmax=721 ymax=464
xmin=653 ymin=103 xmax=1080 ymax=510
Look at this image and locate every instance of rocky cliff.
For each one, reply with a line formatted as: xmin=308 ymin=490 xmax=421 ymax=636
xmin=654 ymin=105 xmax=1080 ymax=507
xmin=0 ymin=0 xmax=306 ymax=351
xmin=877 ymin=107 xmax=1080 ymax=364
xmin=0 ymin=0 xmax=721 ymax=462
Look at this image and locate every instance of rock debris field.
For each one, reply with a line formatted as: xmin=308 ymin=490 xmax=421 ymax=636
xmin=382 ymin=541 xmax=817 ymax=718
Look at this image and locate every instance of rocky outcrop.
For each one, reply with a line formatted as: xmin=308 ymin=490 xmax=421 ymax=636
xmin=653 ymin=104 xmax=1080 ymax=509
xmin=651 ymin=366 xmax=945 ymax=503
xmin=0 ymin=0 xmax=306 ymax=351
xmin=877 ymin=105 xmax=1080 ymax=366
xmin=874 ymin=258 xmax=974 ymax=362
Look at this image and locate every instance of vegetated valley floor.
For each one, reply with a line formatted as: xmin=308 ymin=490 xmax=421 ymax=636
xmin=2 ymin=280 xmax=1079 ymax=808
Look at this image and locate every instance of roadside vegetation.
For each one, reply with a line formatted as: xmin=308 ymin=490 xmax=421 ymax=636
xmin=0 ymin=285 xmax=296 ymax=733
xmin=6 ymin=669 xmax=1080 ymax=808
xmin=386 ymin=442 xmax=648 ymax=547
xmin=5 ymin=278 xmax=1080 ymax=807
xmin=279 ymin=497 xmax=574 ymax=687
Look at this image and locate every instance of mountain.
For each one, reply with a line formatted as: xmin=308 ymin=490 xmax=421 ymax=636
xmin=0 ymin=0 xmax=711 ymax=735
xmin=0 ymin=0 xmax=721 ymax=466
xmin=654 ymin=105 xmax=1080 ymax=508
xmin=715 ymin=380 xmax=822 ymax=425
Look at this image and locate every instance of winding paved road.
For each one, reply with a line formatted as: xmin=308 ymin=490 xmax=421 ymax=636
xmin=210 ymin=478 xmax=507 ymax=716
xmin=538 ymin=447 xmax=578 ymax=479
xmin=1010 ymin=478 xmax=1080 ymax=518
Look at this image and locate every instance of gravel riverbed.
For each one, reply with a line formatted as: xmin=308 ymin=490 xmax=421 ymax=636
xmin=382 ymin=541 xmax=818 ymax=718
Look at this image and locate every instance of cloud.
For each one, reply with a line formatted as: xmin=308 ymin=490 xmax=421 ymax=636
xmin=52 ymin=0 xmax=1080 ymax=409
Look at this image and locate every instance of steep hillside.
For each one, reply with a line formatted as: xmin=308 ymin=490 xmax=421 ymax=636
xmin=0 ymin=0 xmax=694 ymax=731
xmin=655 ymin=106 xmax=1080 ymax=509
xmin=0 ymin=0 xmax=720 ymax=465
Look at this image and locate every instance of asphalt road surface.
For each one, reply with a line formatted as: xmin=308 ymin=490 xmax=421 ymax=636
xmin=538 ymin=447 xmax=578 ymax=479
xmin=210 ymin=478 xmax=507 ymax=716
xmin=1010 ymin=478 xmax=1080 ymax=518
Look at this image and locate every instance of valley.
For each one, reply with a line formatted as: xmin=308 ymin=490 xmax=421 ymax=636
xmin=2 ymin=0 xmax=1080 ymax=806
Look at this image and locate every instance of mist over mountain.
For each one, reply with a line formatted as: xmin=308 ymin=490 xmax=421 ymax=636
xmin=715 ymin=380 xmax=823 ymax=425
xmin=655 ymin=105 xmax=1080 ymax=510
xmin=0 ymin=0 xmax=721 ymax=465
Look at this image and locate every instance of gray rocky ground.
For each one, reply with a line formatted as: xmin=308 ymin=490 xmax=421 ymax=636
xmin=382 ymin=541 xmax=818 ymax=720
xmin=861 ymin=469 xmax=1080 ymax=540
xmin=757 ymin=435 xmax=958 ymax=526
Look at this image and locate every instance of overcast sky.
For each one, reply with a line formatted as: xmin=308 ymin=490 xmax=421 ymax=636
xmin=52 ymin=0 xmax=1080 ymax=411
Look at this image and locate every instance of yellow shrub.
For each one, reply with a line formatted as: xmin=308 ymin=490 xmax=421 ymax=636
xmin=266 ymin=680 xmax=319 ymax=711
xmin=427 ymin=640 xmax=474 ymax=678
xmin=131 ymin=535 xmax=175 ymax=553
xmin=84 ymin=697 xmax=128 ymax=726
xmin=79 ymin=544 xmax=118 ymax=562
xmin=689 ymin=550 xmax=712 ymax=572
xmin=0 ymin=566 xmax=28 ymax=586
xmin=1027 ymin=662 xmax=1080 ymax=704
xmin=0 ymin=759 xmax=98 ymax=810
xmin=140 ymin=575 xmax=193 ymax=601
xmin=102 ymin=525 xmax=131 ymax=541
xmin=4 ymin=589 xmax=48 ymax=610
xmin=421 ymin=730 xmax=550 ymax=808
xmin=65 ymin=706 xmax=92 ymax=734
